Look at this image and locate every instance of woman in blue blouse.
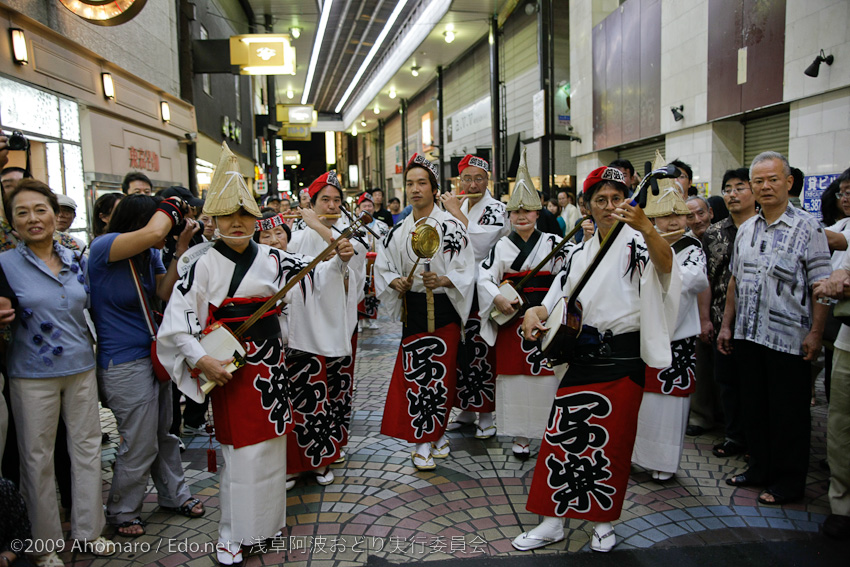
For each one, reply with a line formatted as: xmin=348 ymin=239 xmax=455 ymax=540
xmin=0 ymin=180 xmax=114 ymax=565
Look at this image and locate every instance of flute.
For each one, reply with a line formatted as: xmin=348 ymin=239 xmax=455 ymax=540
xmin=658 ymin=228 xmax=686 ymax=239
xmin=456 ymin=193 xmax=483 ymax=200
xmin=279 ymin=213 xmax=341 ymax=219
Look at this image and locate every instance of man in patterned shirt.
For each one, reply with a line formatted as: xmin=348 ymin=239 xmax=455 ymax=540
xmin=718 ymin=152 xmax=831 ymax=505
xmin=703 ymin=168 xmax=756 ymax=459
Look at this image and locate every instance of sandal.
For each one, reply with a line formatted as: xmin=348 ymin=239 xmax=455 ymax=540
xmin=725 ymin=473 xmax=762 ymax=487
xmin=411 ymin=451 xmax=436 ymax=471
xmin=116 ymin=517 xmax=146 ymax=538
xmin=758 ymin=489 xmax=799 ymax=506
xmin=590 ymin=525 xmax=616 ymax=552
xmin=431 ymin=439 xmax=450 ymax=459
xmin=163 ymin=497 xmax=205 ymax=518
xmin=713 ymin=440 xmax=745 ymax=458
xmin=81 ymin=536 xmax=117 ymax=556
xmin=511 ymin=529 xmax=564 ymax=551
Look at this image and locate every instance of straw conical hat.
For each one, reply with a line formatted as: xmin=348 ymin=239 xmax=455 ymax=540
xmin=644 ymin=150 xmax=690 ymax=218
xmin=506 ymin=148 xmax=540 ymax=211
xmin=203 ymin=142 xmax=262 ymax=218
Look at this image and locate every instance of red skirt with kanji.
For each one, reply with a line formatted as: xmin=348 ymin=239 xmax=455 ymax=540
xmin=454 ymin=292 xmax=497 ymax=412
xmin=495 ymin=317 xmax=555 ymax=376
xmin=644 ymin=337 xmax=696 ymax=397
xmin=381 ymin=292 xmax=461 ymax=443
xmin=206 ymin=298 xmax=293 ymax=449
xmin=285 ymin=332 xmax=357 ymax=473
xmin=526 ymin=358 xmax=645 ymax=522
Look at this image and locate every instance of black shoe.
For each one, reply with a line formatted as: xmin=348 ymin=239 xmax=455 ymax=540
xmin=823 ymin=514 xmax=850 ymax=540
xmin=685 ymin=425 xmax=706 ymax=436
xmin=102 ymin=432 xmax=110 ymax=444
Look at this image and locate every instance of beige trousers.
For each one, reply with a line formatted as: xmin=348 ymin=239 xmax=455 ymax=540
xmin=829 ymin=348 xmax=850 ymax=516
xmin=10 ymin=369 xmax=105 ymax=541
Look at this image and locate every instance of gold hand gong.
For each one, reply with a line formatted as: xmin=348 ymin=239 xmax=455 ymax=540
xmin=402 ymin=220 xmax=441 ymax=332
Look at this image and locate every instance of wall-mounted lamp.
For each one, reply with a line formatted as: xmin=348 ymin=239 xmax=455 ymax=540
xmin=671 ymin=105 xmax=684 ymax=122
xmin=101 ymin=73 xmax=115 ymax=100
xmin=289 ymin=27 xmax=302 ymax=39
xmin=10 ymin=28 xmax=28 ymax=65
xmin=804 ymin=49 xmax=834 ymax=78
xmin=411 ymin=65 xmax=420 ymax=77
xmin=161 ymin=101 xmax=171 ymax=123
xmin=389 ymin=87 xmax=397 ymax=99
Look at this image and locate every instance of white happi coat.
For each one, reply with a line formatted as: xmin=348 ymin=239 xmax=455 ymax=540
xmin=156 ymin=242 xmax=348 ymax=403
xmin=540 ymin=225 xmax=681 ymax=369
xmin=670 ymin=233 xmax=709 ymax=341
xmin=374 ymin=203 xmax=476 ymax=325
xmin=477 ymin=231 xmax=572 ymax=346
xmin=460 ymin=191 xmax=510 ymax=263
xmin=287 ymin=216 xmax=368 ymax=356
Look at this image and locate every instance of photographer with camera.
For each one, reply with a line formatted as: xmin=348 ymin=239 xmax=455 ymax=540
xmin=87 ymin=194 xmax=204 ymax=537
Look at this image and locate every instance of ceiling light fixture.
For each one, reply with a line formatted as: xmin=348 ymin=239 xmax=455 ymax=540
xmin=671 ymin=105 xmax=684 ymax=122
xmin=333 ymin=0 xmax=411 ymax=113
xmin=286 ymin=88 xmax=294 ymax=99
xmin=373 ymin=104 xmax=380 ymax=115
xmin=411 ymin=65 xmax=420 ymax=77
xmin=804 ymin=49 xmax=834 ymax=78
xmin=352 ymin=125 xmax=358 ymax=137
xmin=289 ymin=27 xmax=301 ymax=39
xmin=301 ymin=0 xmax=334 ymax=104
xmin=360 ymin=118 xmax=367 ymax=127
xmin=389 ymin=87 xmax=397 ymax=99
xmin=443 ymin=30 xmax=455 ymax=43
xmin=341 ymin=0 xmax=451 ymax=128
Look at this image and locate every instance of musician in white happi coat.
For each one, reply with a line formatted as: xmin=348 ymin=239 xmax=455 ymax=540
xmin=374 ymin=153 xmax=475 ymax=471
xmin=632 ymin=157 xmax=709 ymax=481
xmin=440 ymin=154 xmax=509 ymax=439
xmin=156 ymin=143 xmax=354 ymax=565
xmin=355 ymin=192 xmax=390 ymax=329
xmin=477 ymin=150 xmax=576 ymax=460
xmin=515 ymin=166 xmax=680 ymax=554
xmin=285 ymin=171 xmax=368 ymax=486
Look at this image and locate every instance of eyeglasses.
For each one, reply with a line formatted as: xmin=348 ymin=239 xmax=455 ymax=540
xmin=460 ymin=175 xmax=486 ymax=184
xmin=593 ymin=195 xmax=624 ymax=208
xmin=837 ymin=192 xmax=850 ymax=200
xmin=721 ymin=187 xmax=751 ymax=196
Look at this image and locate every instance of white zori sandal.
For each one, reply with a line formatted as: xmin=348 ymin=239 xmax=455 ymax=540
xmin=431 ymin=435 xmax=450 ymax=458
xmin=412 ymin=442 xmax=436 ymax=470
xmin=590 ymin=522 xmax=616 ymax=552
xmin=511 ymin=516 xmax=565 ymax=551
xmin=216 ymin=540 xmax=243 ymax=565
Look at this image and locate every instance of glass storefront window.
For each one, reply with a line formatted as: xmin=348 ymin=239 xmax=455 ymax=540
xmin=0 ymin=78 xmax=61 ymax=138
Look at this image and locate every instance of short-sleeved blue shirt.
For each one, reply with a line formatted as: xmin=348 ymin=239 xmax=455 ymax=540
xmin=0 ymin=242 xmax=95 ymax=378
xmin=87 ymin=233 xmax=166 ymax=368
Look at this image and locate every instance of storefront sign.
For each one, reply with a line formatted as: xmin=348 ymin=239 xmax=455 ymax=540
xmin=129 ymin=147 xmax=159 ymax=173
xmin=446 ymin=97 xmax=490 ymax=143
xmin=803 ymin=173 xmax=840 ymax=219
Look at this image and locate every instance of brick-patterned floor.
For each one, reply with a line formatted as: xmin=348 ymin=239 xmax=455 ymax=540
xmin=55 ymin=313 xmax=834 ymax=566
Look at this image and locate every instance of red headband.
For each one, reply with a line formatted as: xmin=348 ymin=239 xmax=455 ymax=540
xmin=256 ymin=213 xmax=286 ymax=232
xmin=407 ymin=153 xmax=440 ymax=188
xmin=357 ymin=192 xmax=373 ymax=206
xmin=458 ymin=154 xmax=490 ymax=174
xmin=307 ymin=170 xmax=343 ymax=199
xmin=583 ymin=166 xmax=627 ymax=194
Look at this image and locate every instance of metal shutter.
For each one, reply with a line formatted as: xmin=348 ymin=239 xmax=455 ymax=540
xmin=743 ymin=113 xmax=789 ymax=167
xmin=617 ymin=137 xmax=666 ymax=173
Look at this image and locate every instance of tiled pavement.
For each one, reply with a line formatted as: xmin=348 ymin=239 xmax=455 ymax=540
xmin=59 ymin=314 xmax=837 ymax=566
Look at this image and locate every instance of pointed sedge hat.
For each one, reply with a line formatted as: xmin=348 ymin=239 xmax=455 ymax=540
xmin=203 ymin=142 xmax=261 ymax=218
xmin=506 ymin=148 xmax=540 ymax=212
xmin=643 ymin=149 xmax=691 ymax=218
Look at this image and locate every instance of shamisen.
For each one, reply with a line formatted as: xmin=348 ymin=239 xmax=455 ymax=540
xmin=155 ymin=141 xmax=355 ymax=566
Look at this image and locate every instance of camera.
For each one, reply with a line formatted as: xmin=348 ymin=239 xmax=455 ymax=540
xmin=7 ymin=130 xmax=28 ymax=151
